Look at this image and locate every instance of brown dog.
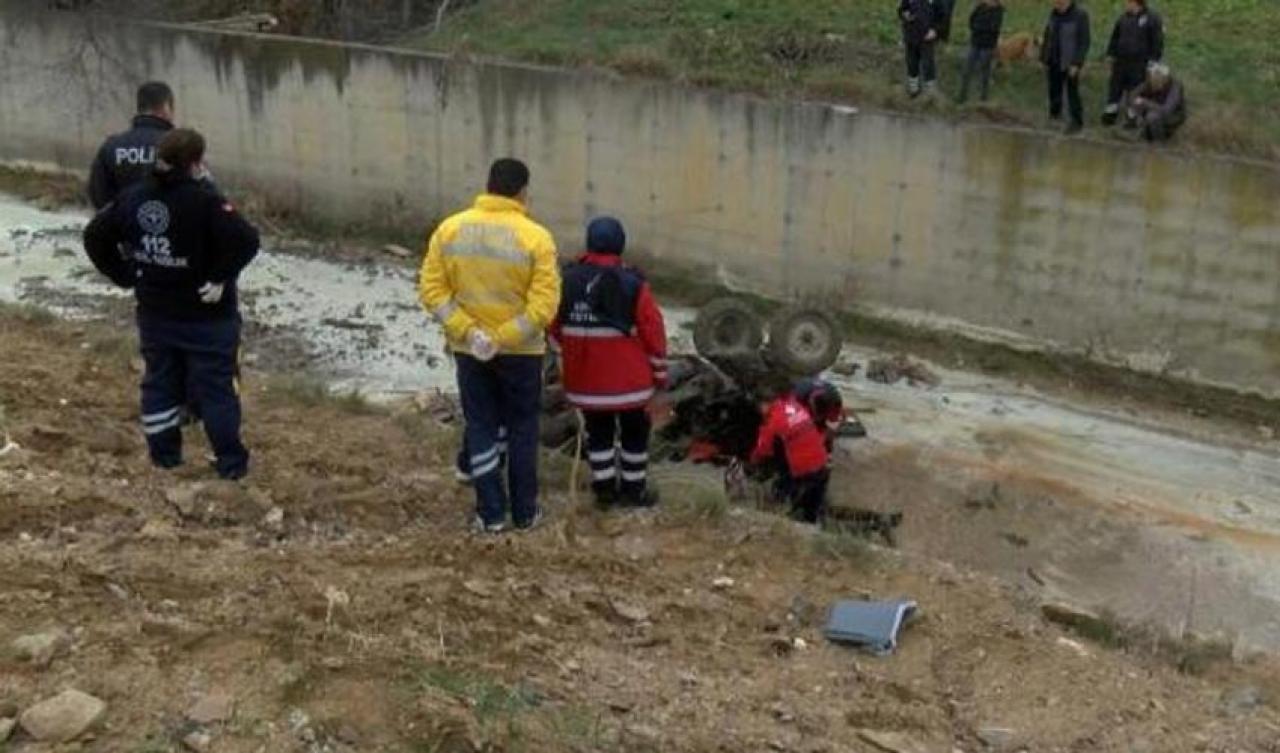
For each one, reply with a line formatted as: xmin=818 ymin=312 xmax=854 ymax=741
xmin=996 ymin=32 xmax=1041 ymax=65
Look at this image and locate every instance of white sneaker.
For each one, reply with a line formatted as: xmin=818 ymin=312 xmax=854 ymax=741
xmin=472 ymin=516 xmax=506 ymax=535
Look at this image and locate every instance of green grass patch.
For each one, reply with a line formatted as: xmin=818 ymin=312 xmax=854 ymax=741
xmin=413 ymin=664 xmax=543 ymax=720
xmin=409 ymin=0 xmax=1280 ymax=159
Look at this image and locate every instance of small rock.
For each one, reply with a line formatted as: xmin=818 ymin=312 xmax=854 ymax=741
xmin=1041 ymin=601 xmax=1108 ymax=634
xmin=462 ymin=580 xmax=493 ymax=598
xmin=712 ymin=576 xmax=736 ymax=590
xmin=532 ymin=614 xmax=553 ymax=629
xmin=141 ymin=612 xmax=205 ymax=639
xmin=679 ymin=671 xmax=699 ymax=688
xmin=608 ymin=699 xmax=634 ymax=714
xmin=166 ymin=483 xmax=206 ymax=519
xmin=382 ymin=243 xmax=413 ymax=259
xmin=856 ymin=729 xmax=931 ymax=753
xmin=976 ymin=727 xmax=1017 ymax=750
xmin=11 ymin=628 xmax=72 ymax=667
xmin=1055 ymin=637 xmax=1091 ymax=659
xmin=183 ymin=729 xmax=213 ymax=752
xmin=771 ymin=704 xmax=795 ymax=724
xmin=261 ymin=506 xmax=286 ymax=532
xmin=186 ymin=690 xmax=235 ymax=724
xmin=1259 ymin=425 xmax=1275 ymax=441
xmin=625 ymin=723 xmax=661 ymax=743
xmin=138 ymin=518 xmax=179 ymax=542
xmin=0 ymin=717 xmax=15 ymax=742
xmin=610 ymin=599 xmax=650 ymax=624
xmin=19 ymin=689 xmax=108 ymax=742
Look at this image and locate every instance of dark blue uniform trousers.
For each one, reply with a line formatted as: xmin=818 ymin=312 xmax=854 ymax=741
xmin=455 ymin=354 xmax=542 ymax=527
xmin=138 ymin=313 xmax=249 ymax=479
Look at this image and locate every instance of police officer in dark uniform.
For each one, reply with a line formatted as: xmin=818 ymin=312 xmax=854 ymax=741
xmin=1102 ymin=0 xmax=1164 ymax=126
xmin=88 ymin=82 xmax=178 ymax=209
xmin=83 ymin=129 xmax=260 ymax=480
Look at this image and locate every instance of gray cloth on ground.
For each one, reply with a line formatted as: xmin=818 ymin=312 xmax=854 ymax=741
xmin=825 ymin=599 xmax=919 ymax=655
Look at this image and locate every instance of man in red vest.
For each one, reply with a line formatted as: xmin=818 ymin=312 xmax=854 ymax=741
xmin=551 ymin=217 xmax=668 ymax=509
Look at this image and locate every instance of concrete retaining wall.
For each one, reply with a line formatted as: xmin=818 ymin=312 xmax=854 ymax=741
xmin=2 ymin=6 xmax=1278 ymax=395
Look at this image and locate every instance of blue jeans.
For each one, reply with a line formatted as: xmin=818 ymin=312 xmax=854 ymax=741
xmin=455 ymin=354 xmax=543 ymax=527
xmin=138 ymin=313 xmax=249 ymax=479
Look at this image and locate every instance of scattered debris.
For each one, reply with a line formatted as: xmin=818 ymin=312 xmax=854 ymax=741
xmin=19 ymin=689 xmax=107 ymax=742
xmin=825 ymin=600 xmax=919 ymax=655
xmin=830 ymin=360 xmax=860 ymax=378
xmin=712 ymin=576 xmax=736 ymax=590
xmin=382 ymin=243 xmax=413 ymax=259
xmin=866 ymin=355 xmax=940 ymax=388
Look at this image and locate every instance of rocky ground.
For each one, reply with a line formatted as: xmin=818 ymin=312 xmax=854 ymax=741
xmin=3 ymin=309 xmax=1280 ymax=752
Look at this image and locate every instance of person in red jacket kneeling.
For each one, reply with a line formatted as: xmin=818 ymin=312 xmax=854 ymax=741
xmin=750 ymin=381 xmax=843 ymax=524
xmin=551 ymin=217 xmax=668 ymax=509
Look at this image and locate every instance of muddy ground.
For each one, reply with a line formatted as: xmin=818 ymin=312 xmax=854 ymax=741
xmin=4 ymin=308 xmax=1280 ymax=752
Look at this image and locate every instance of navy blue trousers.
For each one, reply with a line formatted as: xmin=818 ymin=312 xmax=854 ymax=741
xmin=455 ymin=354 xmax=542 ymax=527
xmin=138 ymin=313 xmax=249 ymax=479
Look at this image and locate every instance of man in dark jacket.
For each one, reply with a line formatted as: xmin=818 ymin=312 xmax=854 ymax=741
xmin=1040 ymin=0 xmax=1092 ymax=134
xmin=1103 ymin=0 xmax=1164 ymax=125
xmin=899 ymin=0 xmax=942 ymax=97
xmin=958 ymin=0 xmax=1005 ymax=103
xmin=1129 ymin=62 xmax=1186 ymax=141
xmin=549 ymin=217 xmax=668 ymax=510
xmin=88 ymin=82 xmax=177 ymax=210
xmin=83 ymin=129 xmax=260 ymax=480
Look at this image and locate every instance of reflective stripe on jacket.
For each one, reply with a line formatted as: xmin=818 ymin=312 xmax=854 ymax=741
xmin=419 ymin=194 xmax=561 ymax=356
xmin=550 ymin=253 xmax=667 ymax=411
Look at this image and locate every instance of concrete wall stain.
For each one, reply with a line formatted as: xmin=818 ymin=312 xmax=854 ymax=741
xmin=1 ymin=9 xmax=1278 ymax=396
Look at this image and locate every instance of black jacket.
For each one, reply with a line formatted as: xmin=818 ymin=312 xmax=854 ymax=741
xmin=1040 ymin=2 xmax=1092 ymax=70
xmin=899 ymin=0 xmax=940 ymax=44
xmin=87 ymin=114 xmax=174 ymax=210
xmin=83 ymin=174 xmax=260 ymax=321
xmin=969 ymin=3 xmax=1005 ymax=50
xmin=1107 ymin=7 xmax=1163 ymax=62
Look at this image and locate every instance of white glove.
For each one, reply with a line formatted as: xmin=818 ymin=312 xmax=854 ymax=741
xmin=198 ymin=282 xmax=225 ymax=304
xmin=468 ymin=329 xmax=498 ymax=362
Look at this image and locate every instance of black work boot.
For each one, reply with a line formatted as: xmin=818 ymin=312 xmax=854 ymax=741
xmin=593 ymin=482 xmax=618 ymax=511
xmin=620 ymin=486 xmax=660 ymax=509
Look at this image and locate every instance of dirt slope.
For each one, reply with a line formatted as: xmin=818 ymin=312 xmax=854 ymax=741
xmin=2 ymin=310 xmax=1279 ymax=753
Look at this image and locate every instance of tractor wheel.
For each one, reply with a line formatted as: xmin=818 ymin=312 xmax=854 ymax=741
xmin=767 ymin=306 xmax=843 ymax=376
xmin=693 ymin=297 xmax=764 ymax=357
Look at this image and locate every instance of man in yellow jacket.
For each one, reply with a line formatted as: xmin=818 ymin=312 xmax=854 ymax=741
xmin=420 ymin=159 xmax=561 ymax=533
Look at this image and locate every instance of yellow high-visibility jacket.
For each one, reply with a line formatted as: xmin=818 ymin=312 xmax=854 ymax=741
xmin=419 ymin=194 xmax=561 ymax=357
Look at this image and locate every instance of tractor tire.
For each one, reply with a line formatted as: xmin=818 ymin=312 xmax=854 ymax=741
xmin=767 ymin=305 xmax=843 ymax=377
xmin=693 ymin=297 xmax=764 ymax=357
